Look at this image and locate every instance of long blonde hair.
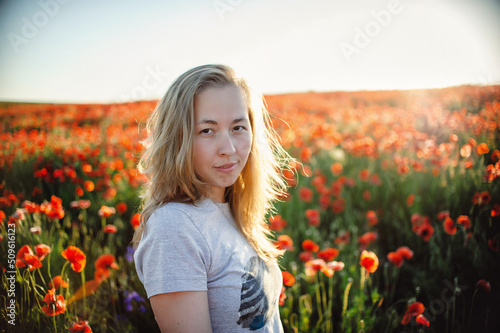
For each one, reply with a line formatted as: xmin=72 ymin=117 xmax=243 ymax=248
xmin=132 ymin=64 xmax=291 ymax=261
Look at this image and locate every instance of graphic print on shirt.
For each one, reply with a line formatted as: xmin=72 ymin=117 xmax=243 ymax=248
xmin=237 ymin=256 xmax=276 ymax=331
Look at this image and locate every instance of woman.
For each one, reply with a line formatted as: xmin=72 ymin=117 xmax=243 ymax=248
xmin=133 ymin=64 xmax=291 ymax=332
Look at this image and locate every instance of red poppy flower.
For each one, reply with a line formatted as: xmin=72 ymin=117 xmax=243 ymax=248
xmin=491 ymin=149 xmax=500 ymax=162
xmin=10 ymin=208 xmax=26 ymax=222
xmin=443 ymin=217 xmax=457 ymax=235
xmin=339 ymin=176 xmax=352 ymax=186
xmin=326 ymin=260 xmax=345 ymax=271
xmin=456 ymin=215 xmax=471 ymax=229
xmin=370 ymin=173 xmax=382 ymax=186
xmin=317 ymin=248 xmax=339 ymax=262
xmin=48 ymin=275 xmax=69 ymax=289
xmin=61 ymin=246 xmax=86 ymax=272
xmin=103 ymin=224 xmax=118 ymax=233
xmin=358 ymin=232 xmax=378 ymax=250
xmin=300 ymin=147 xmax=312 ymax=163
xmin=82 ymin=163 xmax=93 ymax=173
xmin=472 ymin=191 xmax=491 ymax=206
xmin=363 ymin=190 xmax=371 ymax=201
xmin=411 ymin=213 xmax=423 ymax=226
xmin=41 ymin=289 xmax=66 ymax=316
xmin=16 ymin=245 xmax=42 ymax=271
xmin=34 ymin=244 xmax=51 ymax=260
xmin=401 ymin=301 xmax=425 ymax=325
xmin=299 ymin=251 xmax=315 ymax=262
xmin=298 ymin=187 xmax=313 ymax=203
xmin=311 ymin=174 xmax=327 ymax=188
xmin=22 ymin=200 xmax=40 ymax=213
xmin=406 ymin=194 xmax=415 ymax=207
xmin=366 ymin=210 xmax=378 ymax=225
xmin=94 ymin=254 xmax=119 ymax=277
xmin=274 ymin=235 xmax=294 ymax=251
xmin=282 ymin=169 xmax=297 ymax=186
xmin=334 ymin=231 xmax=350 ymax=245
xmin=331 ymin=180 xmax=343 ymax=197
xmin=305 ymin=209 xmax=320 ymax=227
xmin=476 ymin=143 xmax=489 ymax=155
xmin=414 ymin=221 xmax=434 ymax=242
xmin=387 ymin=251 xmax=404 ymax=268
xmin=130 ymin=213 xmax=141 ymax=229
xmin=70 ymin=200 xmax=91 ymax=209
xmin=437 ymin=210 xmax=450 ymax=220
xmin=39 ymin=196 xmax=65 ymax=220
xmin=69 ymin=320 xmax=92 ymax=333
xmin=360 ymin=250 xmax=379 ymax=273
xmin=269 ymin=215 xmax=287 ymax=231
xmin=94 ymin=268 xmax=108 ymax=282
xmin=83 ymin=180 xmax=95 ymax=192
xmin=330 ymin=162 xmax=343 ymax=175
xmin=484 ymin=163 xmax=500 ymax=183
xmin=302 ymin=240 xmax=319 ymax=252
xmin=396 ymin=246 xmax=414 ymax=260
xmin=359 ymin=169 xmax=370 ymax=181
xmin=282 ymin=271 xmax=295 ymax=287
xmin=476 ymin=279 xmax=491 ymax=292
xmin=98 ymin=205 xmax=116 ymax=218
xmin=279 ymin=287 xmax=287 ymax=306
xmin=305 ymin=259 xmax=334 ymax=277
xmin=116 ymin=202 xmax=127 ymax=214
xmin=331 ymin=198 xmax=346 ymax=214
xmin=416 ymin=314 xmax=430 ymax=327
xmin=319 ymin=194 xmax=331 ymax=210
xmin=76 ymin=186 xmax=84 ymax=197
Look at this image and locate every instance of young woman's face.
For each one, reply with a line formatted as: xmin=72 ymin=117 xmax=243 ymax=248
xmin=193 ymin=85 xmax=252 ymax=203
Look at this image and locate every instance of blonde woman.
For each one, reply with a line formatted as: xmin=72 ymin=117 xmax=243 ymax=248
xmin=133 ymin=64 xmax=291 ymax=332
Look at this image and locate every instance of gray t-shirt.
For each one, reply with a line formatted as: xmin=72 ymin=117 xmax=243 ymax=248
xmin=134 ymin=198 xmax=284 ymax=332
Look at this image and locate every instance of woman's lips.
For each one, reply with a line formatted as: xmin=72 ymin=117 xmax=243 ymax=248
xmin=215 ymin=163 xmax=237 ymax=173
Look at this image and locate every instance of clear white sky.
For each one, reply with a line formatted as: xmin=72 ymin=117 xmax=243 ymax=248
xmin=0 ymin=0 xmax=499 ymax=103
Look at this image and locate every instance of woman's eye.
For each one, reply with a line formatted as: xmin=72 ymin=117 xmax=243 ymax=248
xmin=234 ymin=126 xmax=246 ymax=132
xmin=200 ymin=128 xmax=213 ymax=134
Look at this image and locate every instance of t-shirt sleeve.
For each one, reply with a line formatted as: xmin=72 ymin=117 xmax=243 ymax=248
xmin=133 ymin=206 xmax=211 ymax=298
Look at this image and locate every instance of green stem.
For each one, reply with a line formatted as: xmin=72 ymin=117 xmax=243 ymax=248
xmin=60 ymin=261 xmax=69 ymax=280
xmin=342 ymin=278 xmax=353 ymax=331
xmin=467 ymin=289 xmax=479 ymax=330
xmin=81 ymin=270 xmax=87 ymax=317
xmin=52 ymin=312 xmax=58 ymax=333
xmin=46 ymin=251 xmax=53 ymax=283
xmin=315 ymin=275 xmax=323 ymax=328
xmin=360 ymin=267 xmax=366 ymax=292
xmin=36 ymin=268 xmax=46 ymax=287
xmin=328 ymin=274 xmax=334 ymax=333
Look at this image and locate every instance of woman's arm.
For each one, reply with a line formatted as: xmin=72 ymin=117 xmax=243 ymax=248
xmin=150 ymin=291 xmax=213 ymax=333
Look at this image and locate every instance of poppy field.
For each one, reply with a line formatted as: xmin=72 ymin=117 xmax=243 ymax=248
xmin=1 ymin=85 xmax=500 ymax=332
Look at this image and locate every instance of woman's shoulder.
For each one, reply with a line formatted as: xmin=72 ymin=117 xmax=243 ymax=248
xmin=154 ymin=199 xmax=214 ymax=215
xmin=147 ymin=199 xmax=216 ymax=228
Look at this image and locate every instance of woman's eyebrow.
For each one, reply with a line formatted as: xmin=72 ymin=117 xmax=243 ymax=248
xmin=197 ymin=117 xmax=248 ymax=125
xmin=198 ymin=119 xmax=217 ymax=125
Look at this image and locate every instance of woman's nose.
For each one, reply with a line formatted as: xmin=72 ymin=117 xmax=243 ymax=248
xmin=218 ymin=132 xmax=236 ymax=156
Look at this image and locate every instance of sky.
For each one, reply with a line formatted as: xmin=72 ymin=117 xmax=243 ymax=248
xmin=0 ymin=0 xmax=499 ymax=103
